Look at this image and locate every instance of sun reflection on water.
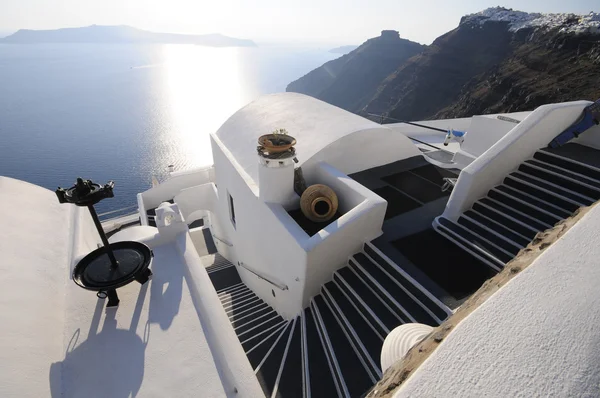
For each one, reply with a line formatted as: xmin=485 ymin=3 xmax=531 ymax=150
xmin=159 ymin=44 xmax=249 ymax=171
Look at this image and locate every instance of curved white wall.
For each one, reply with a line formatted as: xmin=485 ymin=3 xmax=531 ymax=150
xmin=214 ymin=92 xmax=420 ymax=185
xmin=301 ymin=127 xmax=420 ymax=181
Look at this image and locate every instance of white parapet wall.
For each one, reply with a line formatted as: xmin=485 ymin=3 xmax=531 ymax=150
xmin=301 ymin=162 xmax=387 ymax=305
xmin=176 ymin=232 xmax=265 ymax=398
xmin=174 ymin=182 xmax=218 ymax=223
xmin=443 ymin=100 xmax=592 ymax=221
xmin=452 ymin=115 xmax=519 ymax=169
xmin=140 ymin=165 xmax=214 ymax=211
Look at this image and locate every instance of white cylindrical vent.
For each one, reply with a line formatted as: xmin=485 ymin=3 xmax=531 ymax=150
xmin=258 ymin=159 xmax=296 ymax=205
xmin=381 ymin=323 xmax=433 ymax=372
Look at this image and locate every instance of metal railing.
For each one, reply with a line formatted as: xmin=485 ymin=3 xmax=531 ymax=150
xmin=237 ymin=261 xmax=288 ymax=291
xmin=212 ymin=234 xmax=233 ymax=247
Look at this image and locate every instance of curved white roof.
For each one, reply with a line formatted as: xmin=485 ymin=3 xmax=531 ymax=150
xmin=214 ymin=93 xmax=392 ymax=183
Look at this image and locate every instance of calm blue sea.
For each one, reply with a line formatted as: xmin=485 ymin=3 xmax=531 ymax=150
xmin=0 ymin=43 xmax=337 ymax=215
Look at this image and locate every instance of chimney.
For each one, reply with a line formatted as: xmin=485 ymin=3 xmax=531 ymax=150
xmin=257 ymin=136 xmax=298 ymax=206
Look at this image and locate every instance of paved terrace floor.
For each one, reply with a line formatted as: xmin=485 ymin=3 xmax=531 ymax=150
xmin=56 ymin=243 xmax=227 ymax=398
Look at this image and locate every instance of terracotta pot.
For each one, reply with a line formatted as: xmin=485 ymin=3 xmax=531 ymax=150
xmin=300 ymin=184 xmax=339 ymax=223
xmin=258 ymin=134 xmax=297 ymax=153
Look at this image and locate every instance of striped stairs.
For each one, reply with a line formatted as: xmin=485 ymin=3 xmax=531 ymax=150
xmin=434 ymin=143 xmax=600 ymax=272
xmin=209 ymin=243 xmax=452 ymax=398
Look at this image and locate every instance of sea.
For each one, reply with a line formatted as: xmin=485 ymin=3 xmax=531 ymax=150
xmin=0 ymin=43 xmax=338 ymax=216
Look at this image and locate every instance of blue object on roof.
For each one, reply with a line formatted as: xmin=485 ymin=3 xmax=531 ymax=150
xmin=549 ymin=99 xmax=600 ymax=148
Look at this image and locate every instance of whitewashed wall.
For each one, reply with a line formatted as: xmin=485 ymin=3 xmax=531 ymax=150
xmin=141 ymin=165 xmax=214 ymax=210
xmin=174 ymin=183 xmax=218 ymax=224
xmin=211 ymin=136 xmax=307 ymax=318
xmin=301 ymin=127 xmax=420 ymax=179
xmin=452 ymin=116 xmax=517 ymax=168
xmin=209 ymin=135 xmax=390 ymax=318
xmin=302 ymin=162 xmax=387 ymax=305
xmin=443 ymin=101 xmax=592 ymax=220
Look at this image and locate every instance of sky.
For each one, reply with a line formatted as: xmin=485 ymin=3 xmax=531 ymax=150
xmin=0 ymin=0 xmax=598 ymax=45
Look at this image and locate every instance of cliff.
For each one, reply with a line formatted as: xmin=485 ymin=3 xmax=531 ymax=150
xmin=288 ymin=8 xmax=600 ymax=121
xmin=0 ymin=25 xmax=256 ymax=47
xmin=367 ymin=8 xmax=600 ymax=120
xmin=286 ymin=31 xmax=425 ymax=113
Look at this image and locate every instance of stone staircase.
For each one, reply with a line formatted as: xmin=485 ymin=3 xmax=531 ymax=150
xmin=209 ymin=244 xmax=451 ymax=398
xmin=434 ymin=143 xmax=600 ymax=271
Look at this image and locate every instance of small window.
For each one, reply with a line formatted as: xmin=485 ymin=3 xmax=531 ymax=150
xmin=228 ymin=192 xmax=236 ymax=228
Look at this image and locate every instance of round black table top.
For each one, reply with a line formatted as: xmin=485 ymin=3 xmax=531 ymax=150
xmin=73 ymin=241 xmax=152 ymax=291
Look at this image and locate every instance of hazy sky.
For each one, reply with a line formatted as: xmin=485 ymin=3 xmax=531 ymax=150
xmin=0 ymin=0 xmax=597 ymax=45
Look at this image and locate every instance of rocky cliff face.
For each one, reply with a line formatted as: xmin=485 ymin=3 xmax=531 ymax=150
xmin=289 ymin=8 xmax=600 ymax=121
xmin=286 ymin=30 xmax=425 ymax=113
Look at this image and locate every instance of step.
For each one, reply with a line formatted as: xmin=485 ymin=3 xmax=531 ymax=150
xmin=408 ymin=164 xmax=458 ymax=186
xmin=217 ymin=283 xmax=247 ymax=296
xmin=334 ymin=267 xmax=402 ymax=333
xmin=382 ymin=170 xmax=448 ymax=203
xmin=479 ymin=197 xmax=550 ymax=231
xmin=503 ymin=176 xmax=580 ymax=213
xmin=216 ymin=282 xmax=245 ymax=294
xmin=235 ymin=310 xmax=282 ymax=337
xmin=230 ymin=306 xmax=274 ymax=329
xmin=364 ymin=244 xmax=450 ymax=323
xmin=246 ymin=322 xmax=289 ymax=368
xmin=254 ymin=320 xmax=295 ymax=397
xmin=393 ymin=227 xmax=497 ymax=300
xmin=511 ymin=171 xmax=593 ymax=206
xmin=241 ymin=319 xmax=288 ymax=349
xmin=518 ymin=163 xmax=600 ymax=201
xmin=494 ymin=184 xmax=572 ymax=218
xmin=332 ymin=273 xmax=390 ymax=338
xmin=457 ymin=215 xmax=522 ymax=255
xmin=229 ymin=301 xmax=269 ymax=323
xmin=226 ymin=297 xmax=266 ymax=320
xmin=434 ymin=222 xmax=504 ymax=272
xmin=223 ymin=294 xmax=261 ymax=313
xmin=472 ymin=202 xmax=537 ymax=240
xmin=312 ymin=296 xmax=375 ymax=398
xmin=304 ymin=308 xmax=344 ymax=397
xmin=348 ymin=259 xmax=413 ymax=324
xmin=487 ymin=189 xmax=561 ymax=226
xmin=526 ymin=159 xmax=600 ymax=190
xmin=463 ymin=210 xmax=530 ymax=247
xmin=352 ymin=253 xmax=437 ymax=325
xmin=208 ymin=266 xmax=242 ymax=292
xmin=236 ymin=314 xmax=285 ymax=341
xmin=536 ymin=147 xmax=600 ymax=182
xmin=220 ymin=290 xmax=255 ymax=307
xmin=437 ymin=217 xmax=512 ymax=265
xmin=323 ymin=282 xmax=384 ymax=376
xmin=274 ymin=317 xmax=303 ymax=398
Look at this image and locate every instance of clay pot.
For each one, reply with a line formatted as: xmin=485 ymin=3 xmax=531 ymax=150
xmin=258 ymin=134 xmax=297 ymax=153
xmin=300 ymin=184 xmax=339 ymax=223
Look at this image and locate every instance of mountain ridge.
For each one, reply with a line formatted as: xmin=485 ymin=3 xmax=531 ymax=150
xmin=0 ymin=25 xmax=256 ymax=47
xmin=287 ymin=7 xmax=600 ymax=121
xmin=287 ymin=30 xmax=425 ymax=113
